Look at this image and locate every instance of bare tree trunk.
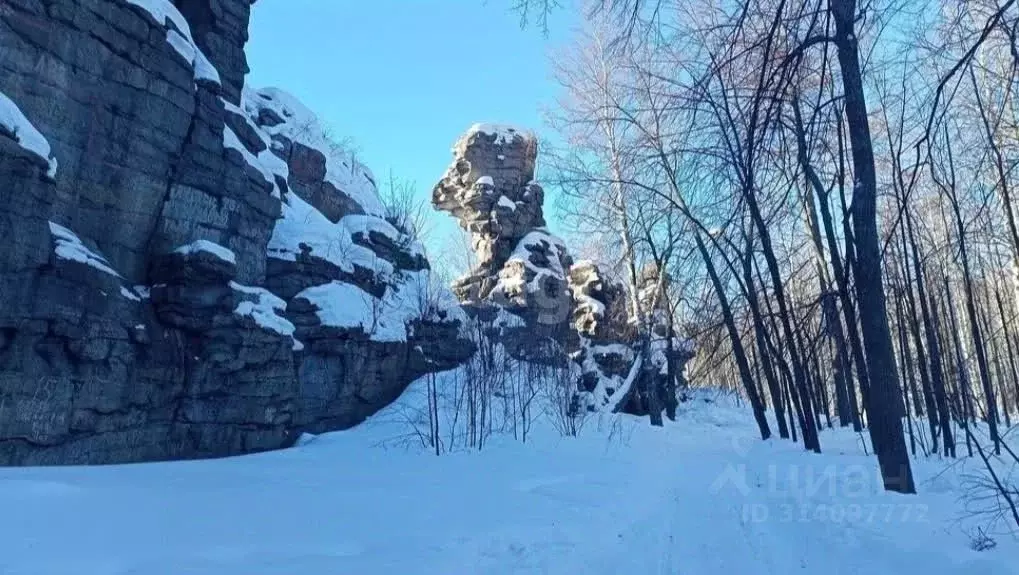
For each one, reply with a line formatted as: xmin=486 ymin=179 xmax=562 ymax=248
xmin=745 ymin=188 xmax=820 ymax=452
xmin=895 ymin=211 xmax=940 ymax=454
xmin=832 ymin=0 xmax=914 ymax=492
xmin=944 ymin=274 xmax=975 ymax=457
xmin=935 ymin=131 xmax=1000 ymax=455
xmin=792 ymin=95 xmax=854 ymax=427
xmin=757 ymin=260 xmax=812 ymax=448
xmin=991 ymin=256 xmax=1019 ymax=423
xmin=894 ymin=290 xmax=918 ymax=455
xmin=985 ymin=293 xmax=1012 ymax=429
xmin=665 ymin=309 xmax=679 ymax=421
xmin=783 ymin=365 xmax=799 ymax=443
xmin=695 ymin=231 xmax=771 ymax=439
xmin=818 ymin=109 xmax=867 ymax=431
xmin=905 ymin=202 xmax=955 ymax=456
xmin=810 ymin=339 xmax=833 ymax=429
xmin=742 ymin=241 xmax=791 ymax=438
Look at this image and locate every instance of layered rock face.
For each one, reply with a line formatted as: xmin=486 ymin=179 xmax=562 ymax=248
xmin=0 ymin=0 xmax=469 ymax=465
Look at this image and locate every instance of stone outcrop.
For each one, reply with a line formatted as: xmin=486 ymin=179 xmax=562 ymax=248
xmin=569 ymin=263 xmax=696 ymax=416
xmin=433 ymin=125 xmax=572 ymax=358
xmin=568 ymin=260 xmax=638 ymax=410
xmin=433 ymin=125 xmax=694 ymax=417
xmin=0 ymin=0 xmax=470 ymax=465
xmin=568 ymin=260 xmax=632 ymax=344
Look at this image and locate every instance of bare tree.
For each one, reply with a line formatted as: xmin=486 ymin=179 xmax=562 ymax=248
xmin=511 ymin=0 xmax=1019 ymax=500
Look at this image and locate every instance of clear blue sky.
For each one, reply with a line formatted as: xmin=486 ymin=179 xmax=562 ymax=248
xmin=246 ymin=1 xmax=575 ymax=258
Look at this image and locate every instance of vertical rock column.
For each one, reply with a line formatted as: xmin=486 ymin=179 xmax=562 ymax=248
xmin=432 ymin=124 xmax=573 ymax=337
xmin=174 ymin=0 xmax=257 ymax=104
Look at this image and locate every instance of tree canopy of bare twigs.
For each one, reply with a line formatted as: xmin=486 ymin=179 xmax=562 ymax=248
xmin=512 ymin=0 xmax=1019 ymax=503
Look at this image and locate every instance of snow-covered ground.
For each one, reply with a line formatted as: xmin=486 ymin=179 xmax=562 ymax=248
xmin=1 ymin=387 xmax=1017 ymax=574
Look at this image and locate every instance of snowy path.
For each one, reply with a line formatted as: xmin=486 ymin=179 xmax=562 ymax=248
xmin=0 ymin=396 xmax=1017 ymax=574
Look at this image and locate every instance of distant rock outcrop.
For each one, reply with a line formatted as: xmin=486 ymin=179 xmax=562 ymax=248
xmin=0 ymin=0 xmax=470 ymax=465
xmin=567 ymin=260 xmax=639 ymax=410
xmin=433 ymin=125 xmax=573 ymax=357
xmin=433 ymin=125 xmax=691 ymax=415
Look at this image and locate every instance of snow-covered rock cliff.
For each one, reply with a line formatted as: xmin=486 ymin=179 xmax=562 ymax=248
xmin=0 ymin=0 xmax=471 ymax=465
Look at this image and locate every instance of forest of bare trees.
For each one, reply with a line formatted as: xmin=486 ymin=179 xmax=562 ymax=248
xmin=509 ymin=0 xmax=1019 ymax=502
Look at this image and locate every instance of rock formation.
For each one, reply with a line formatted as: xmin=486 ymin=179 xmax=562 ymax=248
xmin=0 ymin=0 xmax=470 ymax=465
xmin=568 ymin=260 xmax=639 ymax=411
xmin=570 ymin=262 xmax=696 ymax=416
xmin=433 ymin=124 xmax=693 ymax=416
xmin=433 ymin=124 xmax=573 ymax=357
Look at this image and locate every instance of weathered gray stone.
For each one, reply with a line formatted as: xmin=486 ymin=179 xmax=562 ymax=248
xmin=568 ymin=260 xmax=632 ymax=343
xmin=0 ymin=0 xmax=472 ymax=466
xmin=432 ymin=125 xmax=693 ymax=418
xmin=433 ymin=125 xmax=573 ymax=354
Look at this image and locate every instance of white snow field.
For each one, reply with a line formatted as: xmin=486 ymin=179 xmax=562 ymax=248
xmin=1 ymin=387 xmax=1018 ymax=574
